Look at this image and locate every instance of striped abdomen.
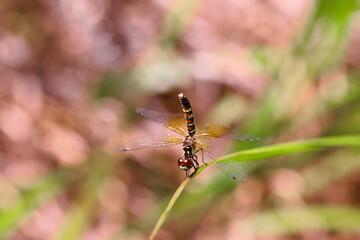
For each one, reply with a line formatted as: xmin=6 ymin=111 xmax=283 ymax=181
xmin=178 ymin=93 xmax=196 ymax=137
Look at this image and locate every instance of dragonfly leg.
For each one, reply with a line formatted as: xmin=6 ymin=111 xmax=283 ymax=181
xmin=200 ymin=151 xmax=207 ymax=165
xmin=192 ymin=155 xmax=200 ymax=169
xmin=187 ymin=165 xmax=197 ymax=179
xmin=185 ymin=156 xmax=199 ymax=179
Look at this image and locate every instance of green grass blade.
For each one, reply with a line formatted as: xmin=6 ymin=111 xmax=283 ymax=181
xmin=217 ymin=135 xmax=359 ymax=162
xmin=145 ymin=138 xmax=360 ymax=229
xmin=148 ymin=135 xmax=360 ymax=238
xmin=149 ymin=177 xmax=191 ymax=240
xmin=195 ymin=135 xmax=360 ymax=176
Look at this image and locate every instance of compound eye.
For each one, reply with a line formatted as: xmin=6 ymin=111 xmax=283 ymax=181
xmin=177 ymin=158 xmax=192 ymax=170
xmin=182 ymin=159 xmax=192 ymax=167
xmin=177 ymin=158 xmax=184 ymax=166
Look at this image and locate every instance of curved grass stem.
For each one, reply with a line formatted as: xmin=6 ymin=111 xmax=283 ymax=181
xmin=149 ymin=176 xmax=192 ymax=240
xmin=149 ymin=135 xmax=360 ymax=239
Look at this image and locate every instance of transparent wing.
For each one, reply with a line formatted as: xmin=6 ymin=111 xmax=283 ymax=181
xmin=195 ymin=139 xmax=248 ymax=182
xmin=136 ymin=108 xmax=187 ymax=136
xmin=212 ymin=160 xmax=247 ymax=182
xmin=196 ymin=123 xmax=260 ymax=141
xmin=119 ymin=134 xmax=183 ymax=151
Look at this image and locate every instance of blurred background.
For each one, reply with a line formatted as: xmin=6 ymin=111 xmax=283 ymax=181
xmin=1 ymin=0 xmax=360 ymax=239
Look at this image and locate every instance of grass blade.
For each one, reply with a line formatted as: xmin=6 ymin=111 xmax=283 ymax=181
xmin=149 ymin=135 xmax=360 ymax=237
xmin=195 ymin=135 xmax=360 ymax=177
xmin=149 ymin=177 xmax=191 ymax=240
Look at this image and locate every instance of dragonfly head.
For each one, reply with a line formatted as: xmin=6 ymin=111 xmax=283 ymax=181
xmin=177 ymin=157 xmax=192 ymax=171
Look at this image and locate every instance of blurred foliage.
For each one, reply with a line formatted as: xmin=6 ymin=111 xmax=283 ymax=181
xmin=0 ymin=172 xmax=70 ymax=238
xmin=1 ymin=0 xmax=360 ymax=239
xmin=236 ymin=205 xmax=360 ymax=237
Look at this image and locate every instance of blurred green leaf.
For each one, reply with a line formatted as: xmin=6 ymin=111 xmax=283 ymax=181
xmin=302 ymin=149 xmax=360 ymax=196
xmin=93 ymin=0 xmax=202 ymax=100
xmin=55 ymin=152 xmax=113 ymax=240
xmin=0 ymin=172 xmax=69 ymax=238
xmin=245 ymin=0 xmax=358 ymax=144
xmin=235 ymin=205 xmax=360 ymax=237
xmin=156 ymin=0 xmax=202 ymax=48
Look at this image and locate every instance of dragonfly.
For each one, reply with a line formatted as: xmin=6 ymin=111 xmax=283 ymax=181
xmin=119 ymin=93 xmax=260 ymax=182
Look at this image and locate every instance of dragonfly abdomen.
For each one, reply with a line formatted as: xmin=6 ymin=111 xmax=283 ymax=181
xmin=178 ymin=93 xmax=196 ymax=137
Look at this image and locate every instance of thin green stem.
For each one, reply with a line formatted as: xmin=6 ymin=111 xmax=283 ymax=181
xmin=150 ymin=135 xmax=360 ymax=238
xmin=149 ymin=177 xmax=192 ymax=240
xmin=194 ymin=135 xmax=360 ymax=177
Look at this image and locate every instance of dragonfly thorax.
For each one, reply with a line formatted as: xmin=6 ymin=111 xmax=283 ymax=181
xmin=178 ymin=137 xmax=196 ymax=171
xmin=182 ymin=137 xmax=195 ymax=157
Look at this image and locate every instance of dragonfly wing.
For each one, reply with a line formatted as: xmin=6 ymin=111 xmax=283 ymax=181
xmin=136 ymin=108 xmax=187 ymax=136
xmin=119 ymin=134 xmax=183 ymax=151
xmin=195 ymin=139 xmax=248 ymax=182
xmin=196 ymin=123 xmax=260 ymax=141
xmin=212 ymin=161 xmax=247 ymax=182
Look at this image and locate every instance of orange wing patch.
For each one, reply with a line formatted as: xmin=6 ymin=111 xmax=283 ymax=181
xmin=193 ymin=141 xmax=207 ymax=152
xmin=165 ymin=134 xmax=184 ymax=145
xmin=165 ymin=116 xmax=188 ymax=136
xmin=196 ymin=123 xmax=230 ymax=139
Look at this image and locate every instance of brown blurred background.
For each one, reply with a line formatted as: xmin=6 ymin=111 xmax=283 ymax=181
xmin=1 ymin=0 xmax=360 ymax=239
